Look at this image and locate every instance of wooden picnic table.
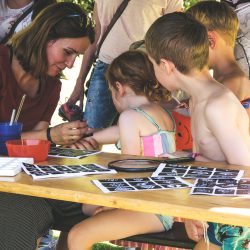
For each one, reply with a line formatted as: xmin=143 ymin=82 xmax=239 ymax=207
xmin=0 ymin=152 xmax=249 ymax=227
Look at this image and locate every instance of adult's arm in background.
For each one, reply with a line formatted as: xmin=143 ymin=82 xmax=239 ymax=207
xmin=67 ymin=2 xmax=101 ymax=108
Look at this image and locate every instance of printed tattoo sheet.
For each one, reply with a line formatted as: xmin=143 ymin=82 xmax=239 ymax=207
xmin=92 ymin=176 xmax=192 ymax=193
xmin=48 ymin=147 xmax=101 ymax=159
xmin=152 ymin=163 xmax=244 ymax=180
xmin=22 ymin=163 xmax=116 ymax=180
xmin=190 ymin=178 xmax=250 ymax=196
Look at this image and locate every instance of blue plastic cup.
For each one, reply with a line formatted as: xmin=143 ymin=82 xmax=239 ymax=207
xmin=0 ymin=122 xmax=23 ymax=155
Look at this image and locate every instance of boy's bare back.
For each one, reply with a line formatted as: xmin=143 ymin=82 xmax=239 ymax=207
xmin=190 ymin=77 xmax=250 ymax=164
xmin=218 ymin=62 xmax=250 ymax=101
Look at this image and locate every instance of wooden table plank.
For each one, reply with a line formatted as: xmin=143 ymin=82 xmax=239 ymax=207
xmin=0 ymin=152 xmax=249 ymax=227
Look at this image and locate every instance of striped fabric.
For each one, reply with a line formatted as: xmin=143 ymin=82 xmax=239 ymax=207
xmin=142 ymin=131 xmax=175 ymax=157
xmin=131 ymin=107 xmax=176 ymax=157
xmin=0 ymin=193 xmax=53 ymax=250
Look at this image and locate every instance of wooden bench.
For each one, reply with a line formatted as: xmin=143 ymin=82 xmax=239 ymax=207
xmin=120 ymin=222 xmax=195 ymax=249
xmin=53 ymin=214 xmax=195 ymax=249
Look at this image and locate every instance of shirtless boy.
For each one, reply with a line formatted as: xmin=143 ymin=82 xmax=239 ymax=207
xmin=145 ymin=11 xmax=250 ymax=250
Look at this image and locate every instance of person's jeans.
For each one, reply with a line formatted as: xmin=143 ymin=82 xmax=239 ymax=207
xmin=84 ymin=60 xmax=118 ymax=128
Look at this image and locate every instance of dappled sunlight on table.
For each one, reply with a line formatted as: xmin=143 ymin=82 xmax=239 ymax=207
xmin=210 ymin=206 xmax=250 ymax=216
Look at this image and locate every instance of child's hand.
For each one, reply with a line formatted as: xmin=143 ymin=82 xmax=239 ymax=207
xmin=184 ymin=219 xmax=207 ymax=242
xmin=162 ymin=151 xmax=189 ymax=158
xmin=82 ymin=204 xmax=100 ymax=216
xmin=93 ymin=206 xmax=116 ymax=216
xmin=173 ymin=150 xmax=190 ymax=158
xmin=176 ymin=102 xmax=189 ymax=109
xmin=70 ymin=137 xmax=99 ymax=150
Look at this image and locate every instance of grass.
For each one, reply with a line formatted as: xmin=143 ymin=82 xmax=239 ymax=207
xmin=93 ymin=242 xmax=125 ymax=250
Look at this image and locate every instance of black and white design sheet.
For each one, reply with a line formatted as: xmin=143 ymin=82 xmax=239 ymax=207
xmin=152 ymin=163 xmax=244 ymax=180
xmin=48 ymin=147 xmax=101 ymax=159
xmin=22 ymin=163 xmax=116 ymax=180
xmin=92 ymin=176 xmax=192 ymax=193
xmin=190 ymin=178 xmax=250 ymax=196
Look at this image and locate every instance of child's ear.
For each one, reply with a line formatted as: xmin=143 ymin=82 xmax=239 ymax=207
xmin=160 ymin=59 xmax=175 ymax=74
xmin=208 ymin=31 xmax=216 ymax=49
xmin=115 ymin=81 xmax=125 ymax=96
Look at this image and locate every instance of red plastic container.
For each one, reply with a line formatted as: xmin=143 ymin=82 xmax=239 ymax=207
xmin=6 ymin=139 xmax=51 ymax=162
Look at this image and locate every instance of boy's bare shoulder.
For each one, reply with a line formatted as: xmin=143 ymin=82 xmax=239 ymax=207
xmin=222 ymin=71 xmax=248 ymax=85
xmin=221 ymin=65 xmax=248 ymax=86
xmin=222 ymin=71 xmax=250 ymax=100
xmin=205 ymin=88 xmax=238 ymax=115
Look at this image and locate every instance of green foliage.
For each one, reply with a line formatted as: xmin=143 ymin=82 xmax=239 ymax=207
xmin=58 ymin=0 xmax=94 ymax=13
xmin=184 ymin=0 xmax=199 ymax=9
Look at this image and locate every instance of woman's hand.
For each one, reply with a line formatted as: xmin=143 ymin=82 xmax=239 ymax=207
xmin=50 ymin=121 xmax=88 ymax=145
xmin=0 ymin=16 xmax=16 ymax=40
xmin=67 ymin=78 xmax=85 ymax=109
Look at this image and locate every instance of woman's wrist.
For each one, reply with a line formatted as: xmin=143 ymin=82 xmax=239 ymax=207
xmin=46 ymin=127 xmax=55 ymax=144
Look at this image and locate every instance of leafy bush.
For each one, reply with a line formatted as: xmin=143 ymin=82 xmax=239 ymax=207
xmin=184 ymin=0 xmax=199 ymax=9
xmin=58 ymin=0 xmax=94 ymax=12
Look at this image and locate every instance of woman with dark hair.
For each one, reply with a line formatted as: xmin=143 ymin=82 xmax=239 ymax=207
xmin=0 ymin=2 xmax=95 ymax=145
xmin=0 ymin=2 xmax=95 ymax=250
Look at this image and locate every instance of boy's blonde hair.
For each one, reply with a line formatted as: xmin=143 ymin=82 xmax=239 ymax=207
xmin=186 ymin=1 xmax=239 ymax=47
